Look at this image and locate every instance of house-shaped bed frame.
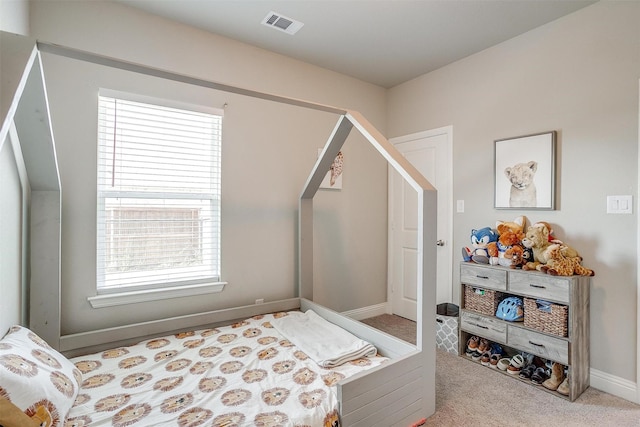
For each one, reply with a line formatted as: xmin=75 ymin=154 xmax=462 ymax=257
xmin=0 ymin=31 xmax=437 ymax=426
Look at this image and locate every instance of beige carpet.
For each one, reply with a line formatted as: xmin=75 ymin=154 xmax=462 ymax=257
xmin=361 ymin=314 xmax=640 ymax=426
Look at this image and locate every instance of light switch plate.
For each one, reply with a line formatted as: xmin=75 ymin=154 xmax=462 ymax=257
xmin=607 ymin=195 xmax=633 ymax=214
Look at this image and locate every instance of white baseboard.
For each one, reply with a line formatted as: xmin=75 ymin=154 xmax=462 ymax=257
xmin=590 ymin=367 xmax=638 ymax=403
xmin=341 ymin=303 xmax=389 ymax=320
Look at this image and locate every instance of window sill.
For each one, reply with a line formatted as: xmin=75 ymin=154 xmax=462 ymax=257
xmin=87 ymin=281 xmax=227 ymax=308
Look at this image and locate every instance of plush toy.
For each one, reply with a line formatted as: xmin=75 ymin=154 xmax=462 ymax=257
xmin=504 ymin=245 xmax=533 ymax=269
xmin=493 ymin=216 xmax=527 ymax=267
xmin=496 ymin=229 xmax=524 ymax=267
xmin=496 ymin=215 xmax=527 ymax=236
xmin=504 ymin=245 xmax=524 ymax=269
xmin=521 ymin=222 xmax=579 ymax=271
xmin=543 ymin=244 xmax=595 ymax=276
xmin=0 ymin=398 xmax=52 ymax=427
xmin=521 ymin=246 xmax=534 ymax=266
xmin=534 ymin=221 xmax=554 ymax=239
xmin=521 ymin=223 xmax=553 ymax=271
xmin=462 ymin=227 xmax=498 ymax=264
xmin=486 ymin=241 xmax=499 ymax=265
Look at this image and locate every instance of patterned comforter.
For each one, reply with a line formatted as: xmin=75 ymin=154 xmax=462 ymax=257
xmin=66 ymin=311 xmax=388 ymax=426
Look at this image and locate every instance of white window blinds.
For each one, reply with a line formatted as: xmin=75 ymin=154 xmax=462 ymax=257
xmin=97 ymin=94 xmax=222 ymax=292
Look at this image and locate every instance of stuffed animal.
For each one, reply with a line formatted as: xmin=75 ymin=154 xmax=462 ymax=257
xmin=521 ymin=222 xmax=580 ymax=271
xmin=532 ymin=221 xmax=571 ymax=249
xmin=463 ymin=242 xmax=500 ymax=264
xmin=496 ymin=215 xmax=527 ymax=236
xmin=521 ymin=246 xmax=534 ymax=266
xmin=504 ymin=245 xmax=524 ymax=269
xmin=462 ymin=227 xmax=498 ymax=264
xmin=543 ymin=244 xmax=595 ymax=276
xmin=0 ymin=398 xmax=52 ymax=427
xmin=496 ymin=229 xmax=524 ymax=267
xmin=493 ymin=216 xmax=527 ymax=267
xmin=486 ymin=241 xmax=499 ymax=265
xmin=533 ymin=221 xmax=554 ymax=240
xmin=521 ymin=222 xmax=554 ymax=270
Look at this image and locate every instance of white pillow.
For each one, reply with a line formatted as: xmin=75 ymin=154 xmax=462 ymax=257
xmin=0 ymin=325 xmax=81 ymax=427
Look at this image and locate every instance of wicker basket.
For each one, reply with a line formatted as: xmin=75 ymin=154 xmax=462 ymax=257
xmin=523 ymin=298 xmax=568 ymax=337
xmin=464 ymin=285 xmax=503 ymax=316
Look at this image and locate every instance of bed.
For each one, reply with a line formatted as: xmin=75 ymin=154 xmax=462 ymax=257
xmin=0 ymin=310 xmax=390 ymax=426
xmin=0 ymin=31 xmax=437 ymax=427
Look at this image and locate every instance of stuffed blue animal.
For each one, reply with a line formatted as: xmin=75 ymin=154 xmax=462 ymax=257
xmin=462 ymin=227 xmax=498 ymax=264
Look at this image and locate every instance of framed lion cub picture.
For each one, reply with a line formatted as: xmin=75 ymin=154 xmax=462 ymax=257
xmin=494 ymin=131 xmax=556 ymax=210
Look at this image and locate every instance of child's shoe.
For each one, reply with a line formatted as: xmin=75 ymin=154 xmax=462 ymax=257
xmin=465 ymin=336 xmax=479 ymax=356
xmin=542 ymin=363 xmax=565 ymax=391
xmin=557 ymin=375 xmax=570 ymax=396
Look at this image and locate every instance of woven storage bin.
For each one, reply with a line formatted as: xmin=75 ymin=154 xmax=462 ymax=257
xmin=464 ymin=285 xmax=502 ymax=316
xmin=524 ymin=298 xmax=568 ymax=337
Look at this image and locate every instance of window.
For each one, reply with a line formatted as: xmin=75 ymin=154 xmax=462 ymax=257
xmin=97 ymin=92 xmax=222 ymax=294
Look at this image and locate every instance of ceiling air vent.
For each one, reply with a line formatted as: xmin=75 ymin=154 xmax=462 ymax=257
xmin=261 ymin=11 xmax=304 ymax=35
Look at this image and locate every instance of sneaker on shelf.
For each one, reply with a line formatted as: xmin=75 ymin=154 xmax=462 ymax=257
xmin=480 ymin=352 xmax=491 ymax=366
xmin=466 ymin=336 xmax=479 ymax=356
xmin=497 ymin=358 xmax=511 ymax=371
xmin=518 ymin=364 xmax=536 ymax=379
xmin=507 ymin=354 xmax=525 ymax=375
xmin=521 ymin=352 xmax=535 ymax=366
xmin=489 ymin=354 xmax=500 ymax=368
xmin=477 ymin=338 xmax=491 ymax=354
xmin=498 ymin=357 xmax=511 ymax=371
xmin=489 ymin=343 xmax=503 ymax=356
xmin=531 ymin=367 xmax=550 ymax=385
xmin=532 ymin=356 xmax=546 ymax=368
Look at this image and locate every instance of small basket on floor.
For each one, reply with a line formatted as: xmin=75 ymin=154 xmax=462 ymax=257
xmin=523 ymin=298 xmax=568 ymax=337
xmin=436 ymin=303 xmax=459 ymax=355
xmin=464 ymin=285 xmax=502 ymax=316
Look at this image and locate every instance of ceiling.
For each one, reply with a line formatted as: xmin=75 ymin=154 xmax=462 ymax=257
xmin=115 ymin=0 xmax=597 ymax=88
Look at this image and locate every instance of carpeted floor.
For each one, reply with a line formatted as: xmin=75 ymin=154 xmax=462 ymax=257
xmin=361 ymin=314 xmax=640 ymax=426
xmin=361 ymin=314 xmax=417 ymax=344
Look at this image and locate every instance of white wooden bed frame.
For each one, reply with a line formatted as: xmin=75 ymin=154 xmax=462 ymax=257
xmin=1 ymin=31 xmax=437 ymax=427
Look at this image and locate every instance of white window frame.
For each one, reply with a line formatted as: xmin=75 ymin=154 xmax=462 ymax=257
xmin=90 ymin=89 xmax=226 ymax=308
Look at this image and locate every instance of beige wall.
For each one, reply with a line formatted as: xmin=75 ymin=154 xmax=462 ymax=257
xmin=388 ymin=1 xmax=640 ymax=382
xmin=29 ymin=0 xmax=389 ymax=334
xmin=0 ymin=0 xmax=28 ymax=35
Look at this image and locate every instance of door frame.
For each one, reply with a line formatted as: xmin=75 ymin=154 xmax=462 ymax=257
xmin=387 ymin=125 xmax=453 ymax=313
xmin=636 ymin=81 xmax=640 ymax=404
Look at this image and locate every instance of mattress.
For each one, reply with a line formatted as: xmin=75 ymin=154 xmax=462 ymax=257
xmin=65 ymin=311 xmax=388 ymax=426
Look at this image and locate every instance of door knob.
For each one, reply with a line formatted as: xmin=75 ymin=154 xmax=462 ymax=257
xmin=436 ymin=240 xmax=445 ymax=246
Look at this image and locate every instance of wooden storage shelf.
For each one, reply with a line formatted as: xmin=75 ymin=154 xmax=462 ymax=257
xmin=458 ymin=262 xmax=590 ymax=401
xmin=459 ymin=330 xmax=574 ymax=401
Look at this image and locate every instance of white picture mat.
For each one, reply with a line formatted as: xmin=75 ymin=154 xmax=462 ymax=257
xmin=494 ymin=132 xmax=555 ymax=209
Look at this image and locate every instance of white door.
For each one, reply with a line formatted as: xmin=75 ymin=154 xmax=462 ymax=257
xmin=389 ymin=126 xmax=452 ymax=321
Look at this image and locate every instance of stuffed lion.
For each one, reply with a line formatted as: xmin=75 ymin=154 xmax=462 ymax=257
xmin=521 ymin=222 xmax=578 ymax=271
xmin=0 ymin=398 xmax=52 ymax=427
